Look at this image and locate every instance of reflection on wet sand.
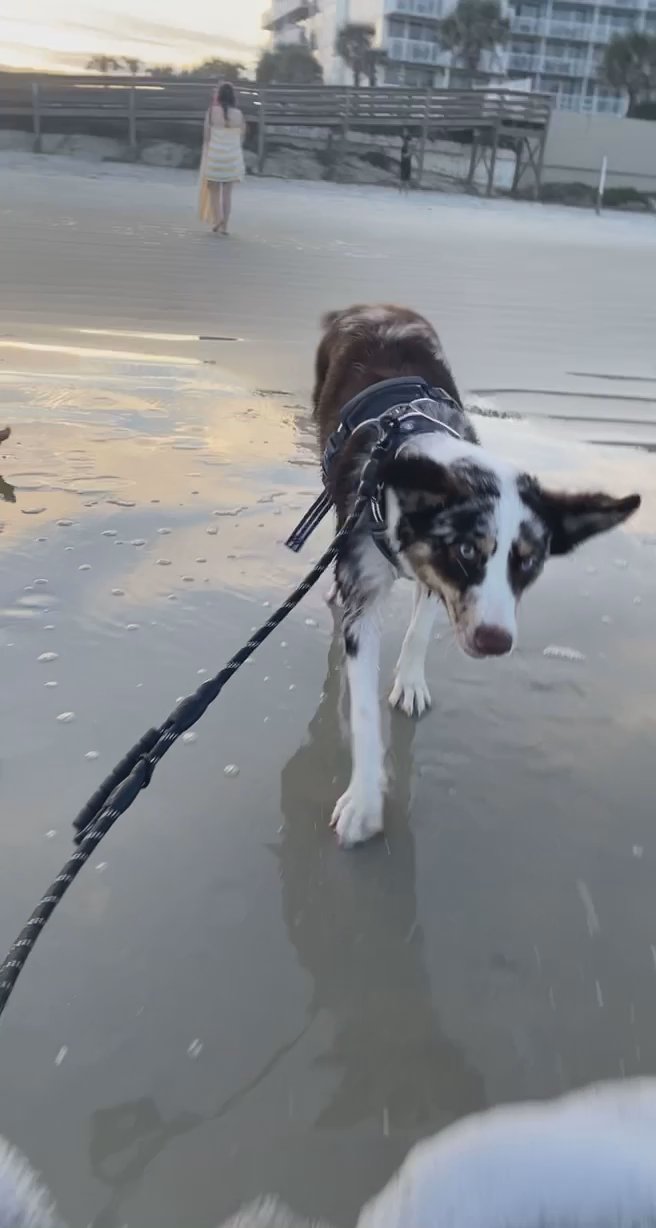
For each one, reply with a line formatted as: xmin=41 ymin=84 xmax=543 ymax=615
xmin=89 ymin=1100 xmax=200 ymax=1228
xmin=279 ymin=630 xmax=485 ymax=1135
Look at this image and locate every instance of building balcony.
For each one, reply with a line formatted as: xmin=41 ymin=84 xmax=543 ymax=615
xmin=507 ymin=49 xmax=588 ymax=75
xmin=511 ymin=14 xmax=594 ymax=38
xmin=262 ymin=0 xmax=310 ymax=30
xmin=384 ymin=0 xmax=444 ymax=16
xmin=507 ymin=51 xmax=541 ymax=72
xmin=511 ymin=12 xmax=636 ymax=41
xmin=552 ymin=91 xmax=625 ymax=113
xmin=548 ymin=18 xmax=594 ymax=38
xmin=542 ymin=53 xmax=588 ymax=75
xmin=549 ymin=0 xmax=643 ymax=7
xmin=590 ymin=21 xmax=635 ymax=41
xmin=510 ymin=15 xmax=545 ymax=34
xmin=385 ymin=35 xmax=450 ymax=64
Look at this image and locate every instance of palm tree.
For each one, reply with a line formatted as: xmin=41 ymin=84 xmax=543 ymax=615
xmin=86 ymin=54 xmax=122 ymax=74
xmin=256 ymin=46 xmax=323 ymax=84
xmin=335 ymin=23 xmax=376 ymax=87
xmin=602 ymin=31 xmax=656 ymax=115
xmin=438 ymin=0 xmax=509 ymax=81
xmin=364 ymin=46 xmax=388 ymax=86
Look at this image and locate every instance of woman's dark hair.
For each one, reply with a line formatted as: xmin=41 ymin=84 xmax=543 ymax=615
xmin=217 ymin=82 xmax=236 ymax=123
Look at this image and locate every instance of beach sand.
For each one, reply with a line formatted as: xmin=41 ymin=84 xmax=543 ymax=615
xmin=1 ymin=154 xmax=656 ymax=1227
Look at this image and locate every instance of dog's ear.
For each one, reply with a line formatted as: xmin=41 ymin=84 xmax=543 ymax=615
xmin=384 ymin=455 xmax=462 ymax=513
xmin=522 ymin=480 xmax=641 ymax=556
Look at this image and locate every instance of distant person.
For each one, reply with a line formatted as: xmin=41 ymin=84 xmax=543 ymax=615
xmin=399 ymin=131 xmax=413 ymax=194
xmin=199 ymin=82 xmax=245 ymax=236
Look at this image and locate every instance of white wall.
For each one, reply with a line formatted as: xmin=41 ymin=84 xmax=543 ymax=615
xmin=537 ymin=110 xmax=656 ymax=193
xmin=308 ymin=0 xmax=354 ymax=83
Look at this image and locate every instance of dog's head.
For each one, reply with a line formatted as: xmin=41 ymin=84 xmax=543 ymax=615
xmin=386 ymin=442 xmax=640 ymax=658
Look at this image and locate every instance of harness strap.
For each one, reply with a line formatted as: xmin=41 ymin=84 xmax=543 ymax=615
xmin=285 ymin=386 xmax=463 ymax=558
xmin=285 ymin=489 xmax=333 ymax=554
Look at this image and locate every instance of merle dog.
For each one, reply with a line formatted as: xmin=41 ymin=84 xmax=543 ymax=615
xmin=313 ymin=304 xmax=640 ymax=847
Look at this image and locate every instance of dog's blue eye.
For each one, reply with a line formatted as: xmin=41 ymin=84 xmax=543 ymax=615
xmin=520 ymin=554 xmax=536 ymax=572
xmin=459 ymin=542 xmax=476 ymax=561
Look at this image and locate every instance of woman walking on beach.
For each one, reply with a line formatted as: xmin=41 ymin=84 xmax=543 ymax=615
xmin=199 ymin=82 xmax=245 ymax=235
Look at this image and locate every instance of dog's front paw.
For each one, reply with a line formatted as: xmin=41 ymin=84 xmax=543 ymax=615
xmin=330 ymin=788 xmax=383 ymax=847
xmin=389 ymin=671 xmax=432 ymax=718
xmin=325 ymin=578 xmax=339 ymax=606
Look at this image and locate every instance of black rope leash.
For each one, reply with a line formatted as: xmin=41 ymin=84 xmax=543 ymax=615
xmin=0 ymin=431 xmax=395 ymax=1021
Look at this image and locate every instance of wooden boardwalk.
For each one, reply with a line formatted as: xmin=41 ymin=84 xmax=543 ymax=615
xmin=0 ymin=74 xmax=551 ymax=196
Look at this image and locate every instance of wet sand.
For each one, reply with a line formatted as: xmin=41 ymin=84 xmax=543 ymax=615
xmin=1 ymin=155 xmax=656 ymax=1227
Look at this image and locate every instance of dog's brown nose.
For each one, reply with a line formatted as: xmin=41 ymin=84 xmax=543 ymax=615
xmin=473 ymin=624 xmax=513 ymax=657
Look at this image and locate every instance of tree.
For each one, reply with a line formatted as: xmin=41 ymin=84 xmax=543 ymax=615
xmin=335 ymin=23 xmax=376 ymax=87
xmin=363 ymin=46 xmax=388 ymax=86
xmin=256 ymin=45 xmax=323 ymax=84
xmin=148 ymin=64 xmax=176 ymax=78
xmin=438 ymin=0 xmax=509 ymax=79
xmin=182 ymin=58 xmax=244 ymax=81
xmin=602 ymin=32 xmax=656 ymax=116
xmin=122 ymin=57 xmax=142 ymax=76
xmin=86 ymin=54 xmax=122 ymax=74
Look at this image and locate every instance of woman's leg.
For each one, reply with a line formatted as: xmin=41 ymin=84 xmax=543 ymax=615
xmin=220 ymin=182 xmax=233 ymax=233
xmin=208 ymin=182 xmax=222 ymax=230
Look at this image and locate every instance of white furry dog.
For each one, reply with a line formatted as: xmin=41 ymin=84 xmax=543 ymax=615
xmin=3 ymin=1080 xmax=656 ymax=1228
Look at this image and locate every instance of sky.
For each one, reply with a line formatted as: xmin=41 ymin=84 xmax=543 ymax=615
xmin=0 ymin=0 xmax=268 ymax=74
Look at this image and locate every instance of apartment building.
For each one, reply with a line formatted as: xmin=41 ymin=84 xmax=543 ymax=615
xmin=261 ymin=0 xmax=313 ymax=48
xmin=268 ymin=0 xmax=500 ymax=85
xmin=508 ymin=0 xmax=656 ymax=114
xmin=263 ymin=0 xmax=656 ymax=111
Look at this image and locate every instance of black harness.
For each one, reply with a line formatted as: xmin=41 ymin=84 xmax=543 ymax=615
xmin=286 ymin=376 xmax=462 ymax=567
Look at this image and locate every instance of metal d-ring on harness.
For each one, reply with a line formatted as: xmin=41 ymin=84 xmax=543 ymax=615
xmin=0 ymin=380 xmax=461 ymax=1021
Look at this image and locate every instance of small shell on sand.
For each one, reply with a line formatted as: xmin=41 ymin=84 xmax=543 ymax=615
xmin=223 ymin=763 xmax=240 ymax=778
xmin=57 ymin=711 xmax=76 ymax=723
xmin=187 ymin=1039 xmax=203 ymax=1059
xmin=543 ymin=645 xmax=585 ymax=662
xmin=182 ymin=731 xmax=198 ymax=744
xmin=38 ymin=651 xmax=59 ymax=662
xmin=54 ymin=1047 xmax=68 ymax=1067
xmin=85 ymin=751 xmax=99 ymax=760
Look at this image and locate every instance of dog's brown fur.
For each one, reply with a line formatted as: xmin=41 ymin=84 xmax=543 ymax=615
xmin=312 ymin=304 xmax=462 ymax=451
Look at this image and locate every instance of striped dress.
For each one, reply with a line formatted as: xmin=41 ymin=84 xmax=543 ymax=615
xmin=204 ymin=107 xmax=245 ymax=184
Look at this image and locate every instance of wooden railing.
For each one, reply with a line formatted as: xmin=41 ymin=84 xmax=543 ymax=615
xmin=0 ymin=73 xmax=551 ymax=132
xmin=0 ymin=73 xmax=551 ymax=196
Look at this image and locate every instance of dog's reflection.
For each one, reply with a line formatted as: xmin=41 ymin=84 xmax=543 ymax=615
xmin=279 ymin=626 xmax=484 ymax=1132
xmin=88 ymin=630 xmax=484 ymax=1226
